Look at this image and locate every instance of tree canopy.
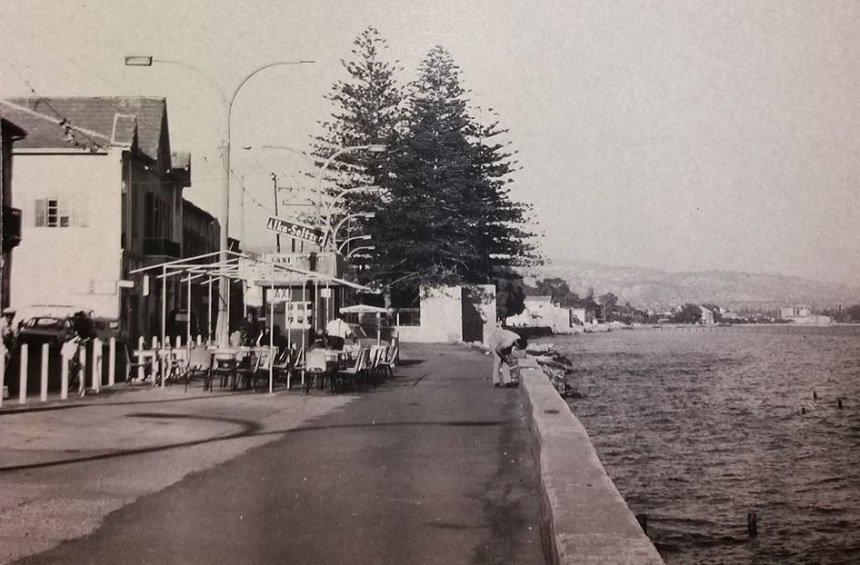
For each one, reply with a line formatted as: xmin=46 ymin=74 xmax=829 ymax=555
xmin=310 ymin=31 xmax=539 ymax=306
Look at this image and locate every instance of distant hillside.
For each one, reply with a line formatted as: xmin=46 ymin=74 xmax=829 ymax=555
xmin=539 ymin=261 xmax=860 ymax=311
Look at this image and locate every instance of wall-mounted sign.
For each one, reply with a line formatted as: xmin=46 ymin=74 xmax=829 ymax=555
xmin=265 ymin=216 xmax=324 ymax=245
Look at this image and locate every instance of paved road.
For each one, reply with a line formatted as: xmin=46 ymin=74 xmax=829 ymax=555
xmin=17 ymin=343 xmax=545 ymax=565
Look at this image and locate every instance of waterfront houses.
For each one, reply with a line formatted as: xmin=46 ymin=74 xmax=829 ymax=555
xmin=1 ymin=97 xmax=191 ymax=341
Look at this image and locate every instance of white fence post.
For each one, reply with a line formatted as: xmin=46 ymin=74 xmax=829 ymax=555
xmin=137 ymin=337 xmax=145 ymax=381
xmin=18 ymin=343 xmax=28 ymax=404
xmin=91 ymin=338 xmax=102 ymax=393
xmin=60 ymin=346 xmax=69 ymax=400
xmin=0 ymin=345 xmax=5 ymax=407
xmin=40 ymin=343 xmax=49 ymax=402
xmin=78 ymin=343 xmax=87 ymax=397
xmin=108 ymin=337 xmax=116 ymax=386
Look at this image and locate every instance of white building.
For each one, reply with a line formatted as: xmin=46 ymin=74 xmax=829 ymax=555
xmin=394 ymin=285 xmax=496 ymax=345
xmin=507 ymin=295 xmax=574 ymax=334
xmin=699 ymin=306 xmax=715 ymax=325
xmin=779 ymin=305 xmax=831 ymax=325
xmin=2 ymin=97 xmax=191 ymax=339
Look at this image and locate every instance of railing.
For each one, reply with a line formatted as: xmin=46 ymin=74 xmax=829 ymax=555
xmin=393 ymin=308 xmax=421 ymax=327
xmin=143 ymin=237 xmax=181 ymax=258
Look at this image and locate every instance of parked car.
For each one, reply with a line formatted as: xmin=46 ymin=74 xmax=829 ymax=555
xmin=17 ymin=315 xmax=75 ymax=347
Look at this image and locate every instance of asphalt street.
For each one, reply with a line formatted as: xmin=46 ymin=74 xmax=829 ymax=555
xmin=15 ymin=343 xmax=545 ymax=565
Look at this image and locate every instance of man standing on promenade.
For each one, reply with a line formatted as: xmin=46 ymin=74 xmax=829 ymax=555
xmin=489 ymin=325 xmax=526 ymax=388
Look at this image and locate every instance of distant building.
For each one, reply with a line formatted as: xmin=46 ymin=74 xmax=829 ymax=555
xmin=779 ymin=305 xmax=831 ymax=326
xmin=1 ymin=117 xmax=26 ymax=310
xmin=570 ymin=307 xmax=593 ymax=326
xmin=699 ymin=306 xmax=715 ymax=325
xmin=780 ymin=306 xmax=811 ymax=319
xmin=2 ymin=97 xmax=190 ymax=340
xmin=507 ymin=295 xmax=573 ymax=334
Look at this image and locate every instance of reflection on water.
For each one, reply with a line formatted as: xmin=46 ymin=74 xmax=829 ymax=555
xmin=547 ymin=326 xmax=859 ymax=564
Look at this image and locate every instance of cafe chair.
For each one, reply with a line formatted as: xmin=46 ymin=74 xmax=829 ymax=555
xmin=252 ymin=347 xmax=277 ymax=392
xmin=185 ymin=346 xmax=212 ymax=392
xmin=377 ymin=343 xmax=399 ymax=379
xmin=211 ymin=352 xmax=237 ymax=391
xmin=335 ymin=347 xmax=370 ymax=393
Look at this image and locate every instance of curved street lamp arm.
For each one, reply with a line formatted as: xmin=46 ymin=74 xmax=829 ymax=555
xmin=151 ymin=59 xmax=229 ymax=106
xmin=338 ymin=235 xmax=372 ymax=254
xmin=347 ymin=245 xmax=376 ymax=259
xmin=228 ymin=60 xmax=314 ymax=111
xmin=332 ymin=213 xmax=376 ymax=249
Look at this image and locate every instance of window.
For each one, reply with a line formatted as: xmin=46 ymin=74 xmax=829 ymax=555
xmin=34 ymin=197 xmax=88 ymax=228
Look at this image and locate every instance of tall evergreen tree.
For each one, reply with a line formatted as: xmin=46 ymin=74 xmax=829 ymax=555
xmin=307 ymin=27 xmax=403 ymax=266
xmin=374 ymin=46 xmax=538 ymax=305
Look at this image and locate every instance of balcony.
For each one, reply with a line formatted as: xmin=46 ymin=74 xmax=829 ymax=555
xmin=2 ymin=205 xmax=21 ymax=250
xmin=143 ymin=237 xmax=180 ymax=258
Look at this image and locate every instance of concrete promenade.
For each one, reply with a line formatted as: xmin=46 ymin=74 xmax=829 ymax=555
xmin=2 ymin=344 xmax=544 ymax=564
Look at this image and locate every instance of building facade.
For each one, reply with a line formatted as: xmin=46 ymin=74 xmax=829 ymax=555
xmin=2 ymin=97 xmax=190 ymax=340
xmin=1 ymin=117 xmax=26 ymax=310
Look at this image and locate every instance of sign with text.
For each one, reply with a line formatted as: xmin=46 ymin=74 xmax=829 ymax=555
xmin=265 ymin=216 xmax=325 ymax=245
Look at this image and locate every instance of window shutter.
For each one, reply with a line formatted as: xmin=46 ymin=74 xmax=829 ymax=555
xmin=35 ymin=199 xmax=46 ymax=227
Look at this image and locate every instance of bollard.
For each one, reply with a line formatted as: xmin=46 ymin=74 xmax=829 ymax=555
xmin=108 ymin=337 xmax=116 ymax=386
xmin=60 ymin=346 xmax=69 ymax=400
xmin=18 ymin=343 xmax=28 ymax=404
xmin=40 ymin=343 xmax=49 ymax=402
xmin=812 ymin=388 xmax=817 ymax=401
xmin=837 ymin=398 xmax=843 ymax=409
xmin=747 ymin=512 xmax=758 ymax=537
xmin=801 ymin=406 xmax=806 ymax=415
xmin=636 ymin=513 xmax=649 ymax=535
xmin=91 ymin=338 xmax=102 ymax=393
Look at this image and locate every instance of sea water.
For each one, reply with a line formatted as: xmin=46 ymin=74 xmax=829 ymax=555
xmin=545 ymin=325 xmax=859 ymax=564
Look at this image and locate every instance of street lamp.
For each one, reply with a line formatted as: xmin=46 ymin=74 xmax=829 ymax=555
xmin=332 ymin=212 xmax=375 ymax=250
xmin=313 ymin=144 xmax=385 ymax=244
xmin=346 ymin=245 xmax=376 ymax=259
xmin=124 ymin=55 xmax=313 ymax=345
xmin=337 ymin=234 xmax=372 ymax=254
xmin=321 ymin=185 xmax=384 ymax=250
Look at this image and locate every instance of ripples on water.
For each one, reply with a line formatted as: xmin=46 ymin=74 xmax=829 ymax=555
xmin=547 ymin=326 xmax=860 ymax=564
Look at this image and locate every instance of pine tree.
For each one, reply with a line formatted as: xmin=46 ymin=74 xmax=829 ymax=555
xmin=374 ymin=46 xmax=539 ymax=305
xmin=307 ymin=27 xmax=403 ymax=264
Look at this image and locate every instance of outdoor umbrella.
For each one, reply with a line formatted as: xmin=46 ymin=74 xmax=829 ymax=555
xmin=339 ymin=305 xmax=391 ymax=344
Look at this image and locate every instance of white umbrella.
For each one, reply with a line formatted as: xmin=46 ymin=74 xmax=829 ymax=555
xmin=338 ymin=304 xmax=391 ymax=315
xmin=339 ymin=305 xmax=390 ymax=344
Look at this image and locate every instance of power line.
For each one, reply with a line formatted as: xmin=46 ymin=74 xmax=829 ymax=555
xmin=0 ymin=56 xmax=104 ymax=150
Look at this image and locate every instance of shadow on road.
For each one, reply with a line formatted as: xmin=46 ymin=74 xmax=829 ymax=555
xmin=0 ymin=417 xmax=505 ymax=474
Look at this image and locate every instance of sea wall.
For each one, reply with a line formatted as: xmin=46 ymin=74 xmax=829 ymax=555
xmin=518 ymin=357 xmax=664 ymax=564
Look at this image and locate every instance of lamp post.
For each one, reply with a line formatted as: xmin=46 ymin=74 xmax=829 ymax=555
xmin=321 ymin=185 xmax=384 ymax=251
xmin=124 ymin=56 xmax=313 ymax=345
xmin=337 ymin=234 xmax=372 ymax=254
xmin=314 ymin=144 xmax=385 ymax=247
xmin=346 ymin=245 xmax=376 ymax=259
xmin=332 ymin=212 xmax=375 ymax=251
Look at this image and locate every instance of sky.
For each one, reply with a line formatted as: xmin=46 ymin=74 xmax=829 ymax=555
xmin=1 ymin=0 xmax=857 ymax=286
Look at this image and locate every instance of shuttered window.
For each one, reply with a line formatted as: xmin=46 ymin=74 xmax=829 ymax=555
xmin=34 ymin=197 xmax=88 ymax=228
